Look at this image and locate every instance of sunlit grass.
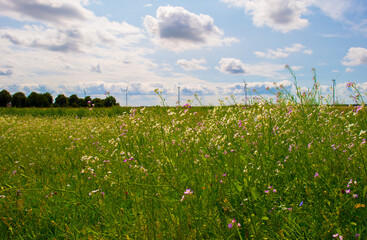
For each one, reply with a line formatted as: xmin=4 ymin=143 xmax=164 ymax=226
xmin=1 ymin=69 xmax=366 ymax=239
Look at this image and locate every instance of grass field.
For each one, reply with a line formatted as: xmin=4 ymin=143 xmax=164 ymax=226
xmin=1 ymin=69 xmax=367 ymax=239
xmin=1 ymin=100 xmax=366 ymax=239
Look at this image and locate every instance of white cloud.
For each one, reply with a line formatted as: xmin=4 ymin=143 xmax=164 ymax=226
xmin=312 ymin=0 xmax=352 ymax=21
xmin=216 ymin=58 xmax=287 ymax=79
xmin=221 ymin=0 xmax=360 ymax=33
xmin=91 ymin=63 xmax=102 ymax=73
xmin=291 ymin=65 xmax=303 ymax=71
xmin=221 ymin=0 xmax=310 ymax=33
xmin=345 ymin=67 xmax=354 ymax=72
xmin=144 ymin=3 xmax=153 ymax=7
xmin=342 ymin=47 xmax=367 ymax=66
xmin=143 ymin=5 xmax=238 ymax=52
xmin=0 ymin=0 xmax=145 ymax=53
xmin=0 ymin=0 xmax=93 ymax=26
xmin=254 ymin=43 xmax=311 ymax=59
xmin=176 ymin=58 xmax=208 ymax=71
xmin=0 ymin=68 xmax=13 ymax=76
xmin=216 ymin=58 xmax=247 ymax=74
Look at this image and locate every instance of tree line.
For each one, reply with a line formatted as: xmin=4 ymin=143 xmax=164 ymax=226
xmin=0 ymin=89 xmax=118 ymax=108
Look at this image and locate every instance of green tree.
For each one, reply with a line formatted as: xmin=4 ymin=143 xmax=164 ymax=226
xmin=69 ymin=94 xmax=80 ymax=107
xmin=26 ymin=92 xmax=49 ymax=107
xmin=92 ymin=98 xmax=104 ymax=107
xmin=43 ymin=92 xmax=53 ymax=107
xmin=0 ymin=89 xmax=12 ymax=107
xmin=84 ymin=96 xmax=92 ymax=107
xmin=26 ymin=92 xmax=38 ymax=107
xmin=55 ymin=94 xmax=68 ymax=107
xmin=104 ymin=96 xmax=117 ymax=107
xmin=11 ymin=92 xmax=27 ymax=107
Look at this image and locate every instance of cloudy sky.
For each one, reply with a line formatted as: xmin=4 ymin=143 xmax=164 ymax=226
xmin=0 ymin=0 xmax=367 ymax=106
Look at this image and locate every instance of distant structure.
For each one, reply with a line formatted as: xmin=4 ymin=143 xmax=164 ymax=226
xmin=332 ymin=79 xmax=336 ymax=105
xmin=243 ymin=78 xmax=248 ymax=104
xmin=177 ymin=83 xmax=181 ymax=106
xmin=123 ymin=84 xmax=128 ymax=107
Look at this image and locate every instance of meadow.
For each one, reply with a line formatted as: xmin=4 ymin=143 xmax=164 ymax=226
xmin=1 ymin=75 xmax=367 ymax=239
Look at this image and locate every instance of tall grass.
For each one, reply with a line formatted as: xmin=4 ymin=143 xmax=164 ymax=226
xmin=0 ymin=69 xmax=366 ymax=239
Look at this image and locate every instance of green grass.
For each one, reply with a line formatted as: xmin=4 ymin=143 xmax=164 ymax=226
xmin=1 ymin=69 xmax=367 ymax=239
xmin=1 ymin=102 xmax=366 ymax=239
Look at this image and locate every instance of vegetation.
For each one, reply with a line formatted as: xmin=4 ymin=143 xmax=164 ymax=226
xmin=0 ymin=90 xmax=118 ymax=108
xmin=0 ymin=69 xmax=366 ymax=239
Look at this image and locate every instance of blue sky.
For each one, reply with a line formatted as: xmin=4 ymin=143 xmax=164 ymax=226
xmin=0 ymin=0 xmax=367 ymax=106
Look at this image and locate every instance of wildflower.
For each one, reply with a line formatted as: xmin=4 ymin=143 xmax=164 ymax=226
xmin=228 ymin=223 xmax=233 ymax=228
xmin=346 ymin=189 xmax=351 ymax=194
xmin=353 ymin=194 xmax=358 ymax=198
xmin=265 ymin=190 xmax=270 ymax=194
xmin=299 ymin=201 xmax=303 ymax=206
xmin=333 ymin=233 xmax=339 ymax=238
xmin=0 ymin=195 xmax=5 ymax=198
xmin=355 ymin=233 xmax=360 ymax=238
xmin=355 ymin=106 xmax=363 ymax=114
xmin=184 ymin=188 xmax=193 ymax=195
xmin=314 ymin=172 xmax=319 ymax=178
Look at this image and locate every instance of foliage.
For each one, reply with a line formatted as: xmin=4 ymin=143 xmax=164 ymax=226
xmin=0 ymin=68 xmax=366 ymax=239
xmin=0 ymin=101 xmax=366 ymax=239
xmin=55 ymin=94 xmax=69 ymax=107
xmin=11 ymin=92 xmax=27 ymax=108
xmin=0 ymin=89 xmax=12 ymax=107
xmin=104 ymin=96 xmax=117 ymax=107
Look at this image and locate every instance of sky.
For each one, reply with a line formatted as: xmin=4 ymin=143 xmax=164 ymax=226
xmin=0 ymin=0 xmax=367 ymax=106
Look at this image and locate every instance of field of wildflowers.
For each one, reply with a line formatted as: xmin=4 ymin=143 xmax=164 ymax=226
xmin=1 ymin=70 xmax=366 ymax=239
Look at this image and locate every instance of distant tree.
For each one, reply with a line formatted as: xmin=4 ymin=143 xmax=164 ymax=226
xmin=26 ymin=92 xmax=49 ymax=107
xmin=0 ymin=89 xmax=12 ymax=107
xmin=26 ymin=92 xmax=38 ymax=107
xmin=104 ymin=96 xmax=117 ymax=107
xmin=92 ymin=98 xmax=104 ymax=107
xmin=11 ymin=92 xmax=27 ymax=107
xmin=55 ymin=94 xmax=68 ymax=107
xmin=83 ymin=96 xmax=92 ymax=107
xmin=43 ymin=92 xmax=53 ymax=107
xmin=77 ymin=98 xmax=85 ymax=107
xmin=69 ymin=94 xmax=80 ymax=107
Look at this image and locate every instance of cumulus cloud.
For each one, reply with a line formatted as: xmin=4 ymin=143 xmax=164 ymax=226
xmin=254 ymin=43 xmax=312 ymax=59
xmin=91 ymin=63 xmax=102 ymax=73
xmin=216 ymin=58 xmax=247 ymax=74
xmin=0 ymin=69 xmax=13 ymax=76
xmin=342 ymin=47 xmax=367 ymax=66
xmin=144 ymin=5 xmax=238 ymax=52
xmin=345 ymin=67 xmax=354 ymax=72
xmin=176 ymin=58 xmax=208 ymax=71
xmin=221 ymin=0 xmax=359 ymax=33
xmin=312 ymin=0 xmax=352 ymax=21
xmin=0 ymin=0 xmax=93 ymax=26
xmin=0 ymin=0 xmax=144 ymax=53
xmin=221 ymin=0 xmax=309 ymax=33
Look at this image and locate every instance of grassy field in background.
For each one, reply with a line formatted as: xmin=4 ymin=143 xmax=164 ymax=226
xmin=1 ymin=101 xmax=366 ymax=239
